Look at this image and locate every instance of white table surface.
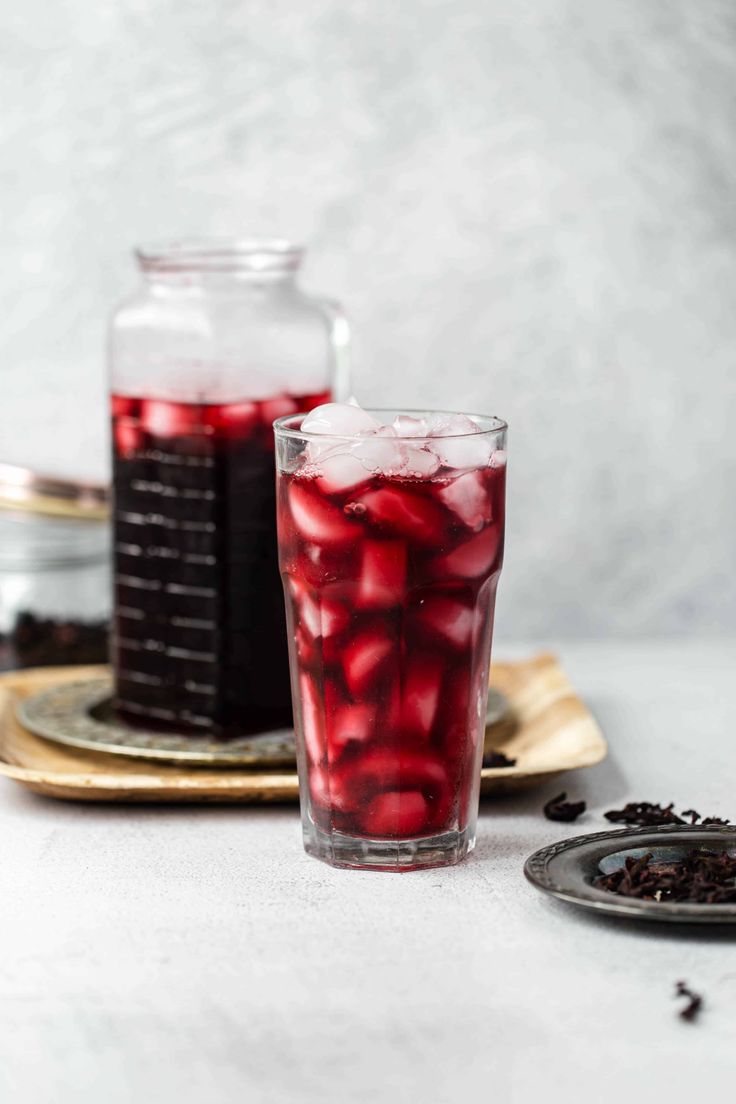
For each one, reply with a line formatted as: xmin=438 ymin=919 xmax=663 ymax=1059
xmin=1 ymin=640 xmax=734 ymax=1104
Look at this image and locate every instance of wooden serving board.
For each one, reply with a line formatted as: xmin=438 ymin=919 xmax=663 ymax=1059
xmin=0 ymin=655 xmax=607 ymax=803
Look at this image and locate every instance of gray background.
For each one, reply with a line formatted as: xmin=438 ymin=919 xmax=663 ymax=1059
xmin=1 ymin=0 xmax=734 ymax=637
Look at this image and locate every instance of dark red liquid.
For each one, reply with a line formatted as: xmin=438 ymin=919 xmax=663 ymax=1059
xmin=278 ymin=452 xmax=506 ymax=841
xmin=112 ymin=389 xmax=330 ymax=735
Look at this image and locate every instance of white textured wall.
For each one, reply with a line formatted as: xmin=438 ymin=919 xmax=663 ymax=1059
xmin=1 ymin=0 xmax=735 ymax=636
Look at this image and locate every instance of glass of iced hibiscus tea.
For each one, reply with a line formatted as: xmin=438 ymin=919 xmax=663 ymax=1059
xmin=275 ymin=404 xmax=507 ymax=871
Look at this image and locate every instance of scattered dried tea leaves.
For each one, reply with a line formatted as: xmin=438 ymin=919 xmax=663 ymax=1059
xmin=675 ymin=981 xmax=703 ymax=1022
xmin=544 ymin=792 xmax=586 ymax=823
xmin=594 ymin=848 xmax=736 ymax=904
xmin=604 ymin=802 xmax=731 ymax=828
xmin=483 ymin=749 xmax=517 ymax=769
xmin=605 ymin=802 xmax=684 ymax=826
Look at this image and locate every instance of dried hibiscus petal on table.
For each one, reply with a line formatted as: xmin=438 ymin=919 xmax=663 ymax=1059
xmin=543 ymin=792 xmax=586 ymax=823
xmin=604 ymin=801 xmax=731 ymax=828
xmin=675 ymin=981 xmax=703 ymax=1022
xmin=482 ymin=749 xmax=517 ymax=769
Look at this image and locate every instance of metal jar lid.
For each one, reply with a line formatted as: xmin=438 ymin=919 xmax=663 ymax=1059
xmin=0 ymin=463 xmax=109 ymax=521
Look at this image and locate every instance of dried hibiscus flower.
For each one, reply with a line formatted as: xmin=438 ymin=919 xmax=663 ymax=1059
xmin=544 ymin=792 xmax=586 ymax=823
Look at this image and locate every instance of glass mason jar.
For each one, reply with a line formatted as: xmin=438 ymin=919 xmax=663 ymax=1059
xmin=108 ymin=239 xmax=349 ymax=737
xmin=0 ymin=465 xmax=110 ymax=672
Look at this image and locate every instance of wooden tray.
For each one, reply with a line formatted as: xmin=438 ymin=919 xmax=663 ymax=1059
xmin=0 ymin=655 xmax=606 ymax=803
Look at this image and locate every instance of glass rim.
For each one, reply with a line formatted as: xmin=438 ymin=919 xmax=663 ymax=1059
xmin=273 ymin=407 xmax=508 ymax=444
xmin=135 ymin=238 xmax=304 ymax=274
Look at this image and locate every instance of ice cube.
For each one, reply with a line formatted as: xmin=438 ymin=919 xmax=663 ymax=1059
xmin=400 ymin=655 xmax=443 ymax=738
xmin=141 ymin=400 xmax=203 ymax=439
xmin=316 ymin=450 xmax=373 ymax=495
xmin=288 ymin=481 xmax=356 ymax=545
xmin=112 ymin=395 xmax=139 ymax=418
xmin=393 ymin=415 xmax=429 ymax=437
xmin=350 ymin=433 xmax=406 ymax=475
xmin=295 ymin=626 xmax=317 ymax=668
xmin=114 ymin=418 xmax=142 ymax=458
xmin=358 ymin=540 xmax=407 ymax=608
xmin=438 ymin=470 xmax=492 ymax=530
xmin=415 ymin=595 xmax=473 ymax=648
xmin=428 ymin=413 xmax=493 ymax=470
xmin=427 ymin=412 xmax=478 ymax=436
xmin=292 ymin=541 xmax=336 ymax=587
xmin=360 ymin=790 xmax=428 ymax=838
xmin=308 ymin=765 xmax=330 ymax=809
xmin=302 ymin=402 xmax=381 ymax=437
xmin=490 ymin=449 xmax=507 ymax=469
xmin=320 ymin=596 xmax=350 ymax=638
xmin=400 ymin=444 xmax=441 ymax=478
xmin=361 ymin=486 xmax=444 ymax=544
xmin=208 ymin=401 xmax=259 ymax=437
xmin=343 ymin=629 xmax=394 ymax=695
xmin=327 ymin=703 xmax=374 ymax=759
xmin=434 ymin=526 xmax=500 ymax=579
xmin=349 ymin=748 xmax=448 ymax=797
xmin=383 ymin=673 xmax=402 ymax=732
xmin=303 ymin=405 xmax=400 ymax=470
xmin=288 ymin=578 xmax=321 ymax=639
xmin=299 ymin=673 xmax=325 ymax=765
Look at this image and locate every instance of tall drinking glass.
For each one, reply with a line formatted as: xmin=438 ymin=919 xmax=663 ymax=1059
xmin=275 ymin=408 xmax=507 ymax=871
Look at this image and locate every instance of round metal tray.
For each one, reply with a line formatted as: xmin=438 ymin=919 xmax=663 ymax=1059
xmin=16 ymin=676 xmax=510 ymax=770
xmin=16 ymin=676 xmax=296 ymax=767
xmin=524 ymin=824 xmax=736 ymax=924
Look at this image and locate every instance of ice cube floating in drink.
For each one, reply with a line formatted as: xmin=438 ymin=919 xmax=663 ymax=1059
xmin=275 ymin=403 xmax=507 ymax=871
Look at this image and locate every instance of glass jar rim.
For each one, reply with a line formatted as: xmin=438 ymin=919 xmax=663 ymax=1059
xmin=136 ymin=238 xmax=305 ymax=275
xmin=273 ymin=408 xmax=508 ymax=443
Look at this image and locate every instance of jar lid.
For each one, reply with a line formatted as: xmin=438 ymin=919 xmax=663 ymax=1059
xmin=0 ymin=463 xmax=109 ymax=521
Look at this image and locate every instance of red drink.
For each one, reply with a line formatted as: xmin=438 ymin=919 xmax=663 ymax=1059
xmin=276 ymin=407 xmax=507 ymax=870
xmin=112 ymin=389 xmax=329 ymax=735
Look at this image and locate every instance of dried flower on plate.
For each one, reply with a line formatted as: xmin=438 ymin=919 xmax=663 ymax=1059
xmin=594 ymin=849 xmax=736 ymax=905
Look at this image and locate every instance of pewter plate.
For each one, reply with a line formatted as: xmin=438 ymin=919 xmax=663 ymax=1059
xmin=16 ymin=676 xmax=509 ymax=771
xmin=524 ymin=824 xmax=736 ymax=924
xmin=16 ymin=676 xmax=296 ymax=767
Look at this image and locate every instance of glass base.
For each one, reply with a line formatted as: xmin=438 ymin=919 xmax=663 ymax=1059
xmin=303 ymin=822 xmax=475 ymax=872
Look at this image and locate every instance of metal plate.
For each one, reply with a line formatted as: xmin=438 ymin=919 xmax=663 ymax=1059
xmin=16 ymin=676 xmax=296 ymax=767
xmin=524 ymin=824 xmax=736 ymax=923
xmin=2 ymin=655 xmax=606 ymax=802
xmin=16 ymin=679 xmax=506 ymax=770
xmin=0 ymin=461 xmax=109 ymax=519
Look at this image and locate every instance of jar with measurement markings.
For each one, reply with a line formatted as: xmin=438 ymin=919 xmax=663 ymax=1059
xmin=109 ymin=239 xmax=350 ymax=737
